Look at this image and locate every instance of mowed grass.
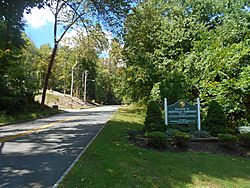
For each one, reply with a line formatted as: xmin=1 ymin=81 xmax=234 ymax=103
xmin=60 ymin=105 xmax=250 ymax=188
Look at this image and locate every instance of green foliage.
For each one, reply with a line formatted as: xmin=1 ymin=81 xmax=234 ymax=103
xmin=165 ymin=128 xmax=180 ymax=139
xmin=0 ymin=102 xmax=60 ymax=125
xmin=143 ymin=101 xmax=166 ymax=132
xmin=218 ymin=133 xmax=238 ymax=149
xmin=238 ymin=132 xmax=250 ymax=148
xmin=192 ymin=130 xmax=211 ymax=138
xmin=95 ymin=39 xmax=126 ymax=104
xmin=173 ymin=131 xmax=191 ymax=148
xmin=0 ymin=1 xmax=44 ymax=113
xmin=203 ymin=100 xmax=227 ymax=136
xmin=160 ymin=71 xmax=190 ymax=104
xmin=96 ymin=65 xmax=118 ymax=104
xmin=218 ymin=134 xmax=238 ymax=142
xmin=169 ymin=125 xmax=190 ymax=133
xmin=0 ymin=39 xmax=39 ymax=114
xmin=122 ymin=0 xmax=249 ymax=128
xmin=145 ymin=131 xmax=167 ymax=149
xmin=149 ymin=82 xmax=161 ymax=102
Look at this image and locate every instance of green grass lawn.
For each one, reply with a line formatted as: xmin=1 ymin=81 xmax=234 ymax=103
xmin=60 ymin=105 xmax=250 ymax=188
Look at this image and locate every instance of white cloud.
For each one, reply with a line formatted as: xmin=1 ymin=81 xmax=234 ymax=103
xmin=23 ymin=7 xmax=54 ymax=29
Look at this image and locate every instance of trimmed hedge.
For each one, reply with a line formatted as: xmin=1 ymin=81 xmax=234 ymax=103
xmin=218 ymin=134 xmax=238 ymax=142
xmin=238 ymin=132 xmax=250 ymax=148
xmin=203 ymin=100 xmax=227 ymax=136
xmin=218 ymin=133 xmax=238 ymax=149
xmin=192 ymin=130 xmax=211 ymax=138
xmin=173 ymin=131 xmax=191 ymax=148
xmin=165 ymin=128 xmax=180 ymax=139
xmin=145 ymin=131 xmax=167 ymax=149
xmin=170 ymin=125 xmax=190 ymax=133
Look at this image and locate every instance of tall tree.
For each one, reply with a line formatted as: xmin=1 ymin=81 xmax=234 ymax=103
xmin=41 ymin=0 xmax=134 ymax=105
xmin=70 ymin=25 xmax=108 ymax=99
xmin=123 ymin=0 xmax=250 ymax=126
xmin=0 ymin=0 xmax=45 ymax=113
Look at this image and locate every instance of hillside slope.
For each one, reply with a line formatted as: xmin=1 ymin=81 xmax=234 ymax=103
xmin=35 ymin=90 xmax=99 ymax=109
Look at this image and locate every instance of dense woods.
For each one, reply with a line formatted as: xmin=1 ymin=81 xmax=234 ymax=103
xmin=122 ymin=0 xmax=250 ymax=129
xmin=0 ymin=0 xmax=249 ymax=129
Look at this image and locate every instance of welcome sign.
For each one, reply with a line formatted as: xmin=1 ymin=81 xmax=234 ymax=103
xmin=167 ymin=100 xmax=197 ymax=125
xmin=164 ymin=98 xmax=201 ymax=130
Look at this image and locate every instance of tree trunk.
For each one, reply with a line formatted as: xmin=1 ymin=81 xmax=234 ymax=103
xmin=41 ymin=43 xmax=58 ymax=105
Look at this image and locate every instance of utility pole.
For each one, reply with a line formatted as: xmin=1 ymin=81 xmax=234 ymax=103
xmin=83 ymin=70 xmax=88 ymax=105
xmin=70 ymin=59 xmax=78 ymax=97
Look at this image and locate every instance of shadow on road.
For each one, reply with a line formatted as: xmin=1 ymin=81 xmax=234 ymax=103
xmin=0 ymin=107 xmax=117 ymax=188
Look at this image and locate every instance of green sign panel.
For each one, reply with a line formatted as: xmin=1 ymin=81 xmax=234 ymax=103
xmin=167 ymin=100 xmax=197 ymax=125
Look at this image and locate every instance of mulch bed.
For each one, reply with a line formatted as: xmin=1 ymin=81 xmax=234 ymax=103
xmin=130 ymin=137 xmax=250 ymax=159
xmin=188 ymin=142 xmax=250 ymax=158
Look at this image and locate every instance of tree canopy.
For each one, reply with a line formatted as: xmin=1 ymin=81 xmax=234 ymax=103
xmin=122 ymin=0 xmax=250 ymax=127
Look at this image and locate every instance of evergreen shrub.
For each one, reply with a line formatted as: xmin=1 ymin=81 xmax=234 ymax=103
xmin=173 ymin=131 xmax=191 ymax=148
xmin=191 ymin=130 xmax=211 ymax=138
xmin=170 ymin=125 xmax=190 ymax=133
xmin=145 ymin=131 xmax=167 ymax=149
xmin=218 ymin=133 xmax=238 ymax=149
xmin=238 ymin=132 xmax=250 ymax=148
xmin=143 ymin=101 xmax=166 ymax=132
xmin=203 ymin=100 xmax=227 ymax=136
xmin=165 ymin=128 xmax=179 ymax=139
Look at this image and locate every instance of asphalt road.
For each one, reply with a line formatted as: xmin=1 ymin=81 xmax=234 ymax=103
xmin=0 ymin=105 xmax=119 ymax=188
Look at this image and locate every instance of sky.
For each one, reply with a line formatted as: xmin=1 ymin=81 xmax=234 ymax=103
xmin=23 ymin=6 xmax=99 ymax=47
xmin=23 ymin=6 xmax=111 ymax=57
xmin=23 ymin=7 xmax=54 ymax=47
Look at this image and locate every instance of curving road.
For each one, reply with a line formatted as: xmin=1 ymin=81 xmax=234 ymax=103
xmin=0 ymin=105 xmax=118 ymax=188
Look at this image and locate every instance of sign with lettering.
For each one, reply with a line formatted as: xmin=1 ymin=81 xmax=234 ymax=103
xmin=166 ymin=100 xmax=197 ymax=125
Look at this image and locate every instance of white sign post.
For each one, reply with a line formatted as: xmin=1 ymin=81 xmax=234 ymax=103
xmin=164 ymin=98 xmax=168 ymax=126
xmin=197 ymin=98 xmax=201 ymax=131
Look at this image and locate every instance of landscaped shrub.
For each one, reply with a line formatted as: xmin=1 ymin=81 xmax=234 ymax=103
xmin=237 ymin=118 xmax=250 ymax=127
xmin=191 ymin=130 xmax=211 ymax=138
xmin=165 ymin=128 xmax=180 ymax=139
xmin=143 ymin=101 xmax=166 ymax=132
xmin=203 ymin=100 xmax=227 ymax=136
xmin=170 ymin=125 xmax=190 ymax=133
xmin=218 ymin=133 xmax=238 ymax=149
xmin=238 ymin=132 xmax=250 ymax=148
xmin=145 ymin=131 xmax=167 ymax=149
xmin=225 ymin=127 xmax=237 ymax=135
xmin=173 ymin=131 xmax=191 ymax=148
xmin=238 ymin=126 xmax=250 ymax=134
